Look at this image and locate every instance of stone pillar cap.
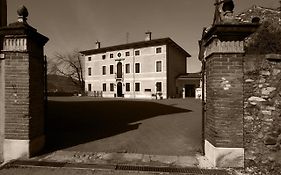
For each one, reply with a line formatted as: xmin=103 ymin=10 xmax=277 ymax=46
xmin=203 ymin=23 xmax=260 ymax=46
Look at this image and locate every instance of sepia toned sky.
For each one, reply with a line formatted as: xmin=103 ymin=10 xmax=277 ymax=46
xmin=7 ymin=0 xmax=280 ymax=72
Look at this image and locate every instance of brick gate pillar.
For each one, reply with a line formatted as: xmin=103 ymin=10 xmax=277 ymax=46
xmin=202 ymin=24 xmax=258 ymax=167
xmin=0 ymin=54 xmax=4 ymax=162
xmin=0 ymin=0 xmax=7 ymax=163
xmin=0 ymin=6 xmax=48 ymax=161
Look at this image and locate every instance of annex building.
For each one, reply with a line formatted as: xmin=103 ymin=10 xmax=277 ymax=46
xmin=80 ymin=33 xmax=191 ymax=99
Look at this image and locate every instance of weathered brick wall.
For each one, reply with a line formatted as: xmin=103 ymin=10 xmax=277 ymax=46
xmin=244 ymin=54 xmax=281 ymax=174
xmin=29 ymin=54 xmax=45 ymax=139
xmin=4 ymin=52 xmax=30 ymax=140
xmin=205 ymin=53 xmax=244 ymax=148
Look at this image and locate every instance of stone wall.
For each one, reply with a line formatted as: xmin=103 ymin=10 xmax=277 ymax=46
xmin=244 ymin=54 xmax=281 ymax=174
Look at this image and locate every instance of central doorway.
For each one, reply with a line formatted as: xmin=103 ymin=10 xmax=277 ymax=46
xmin=185 ymin=84 xmax=196 ymax=97
xmin=117 ymin=82 xmax=123 ymax=97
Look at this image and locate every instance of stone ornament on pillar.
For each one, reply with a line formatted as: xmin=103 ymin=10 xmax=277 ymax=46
xmin=17 ymin=5 xmax=28 ymax=23
xmin=222 ymin=0 xmax=235 ymax=23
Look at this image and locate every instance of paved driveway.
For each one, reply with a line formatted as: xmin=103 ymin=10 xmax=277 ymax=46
xmin=45 ymin=97 xmax=202 ymax=156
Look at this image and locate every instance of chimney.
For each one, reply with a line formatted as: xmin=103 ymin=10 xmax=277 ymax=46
xmin=145 ymin=31 xmax=152 ymax=41
xmin=96 ymin=41 xmax=101 ymax=49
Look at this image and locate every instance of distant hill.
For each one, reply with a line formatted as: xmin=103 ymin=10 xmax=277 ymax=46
xmin=47 ymin=74 xmax=81 ymax=95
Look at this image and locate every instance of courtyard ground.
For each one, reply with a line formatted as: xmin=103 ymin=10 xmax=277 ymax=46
xmin=0 ymin=97 xmax=231 ymax=175
xmin=45 ymin=97 xmax=203 ymax=156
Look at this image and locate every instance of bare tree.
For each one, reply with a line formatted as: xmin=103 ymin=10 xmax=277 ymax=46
xmin=48 ymin=50 xmax=85 ymax=93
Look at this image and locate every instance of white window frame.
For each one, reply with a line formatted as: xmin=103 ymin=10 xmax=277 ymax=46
xmin=102 ymin=83 xmax=106 ymax=91
xmin=110 ymin=65 xmax=114 ymax=74
xmin=110 ymin=83 xmax=114 ymax=92
xmin=102 ymin=65 xmax=106 ymax=75
xmin=110 ymin=53 xmax=114 ymax=58
xmin=156 ymin=81 xmax=163 ymax=92
xmin=155 ymin=60 xmax=162 ymax=72
xmin=135 ymin=50 xmax=140 ymax=56
xmin=156 ymin=47 xmax=162 ymax=54
xmin=125 ymin=51 xmax=130 ymax=56
xmin=135 ymin=63 xmax=140 ymax=73
xmin=125 ymin=63 xmax=130 ymax=74
xmin=88 ymin=67 xmax=92 ymax=76
xmin=135 ymin=82 xmax=141 ymax=92
xmin=126 ymin=83 xmax=130 ymax=92
xmin=88 ymin=83 xmax=92 ymax=91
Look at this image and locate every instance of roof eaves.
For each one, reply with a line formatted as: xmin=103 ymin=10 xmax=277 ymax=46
xmin=80 ymin=37 xmax=191 ymax=57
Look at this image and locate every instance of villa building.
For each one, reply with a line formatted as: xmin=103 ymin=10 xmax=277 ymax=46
xmin=80 ymin=33 xmax=191 ymax=99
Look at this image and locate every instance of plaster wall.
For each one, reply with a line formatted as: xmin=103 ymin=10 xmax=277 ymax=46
xmin=85 ymin=45 xmax=168 ymax=98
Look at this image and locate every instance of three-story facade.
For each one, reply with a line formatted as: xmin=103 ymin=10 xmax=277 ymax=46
xmin=81 ymin=36 xmax=190 ymax=99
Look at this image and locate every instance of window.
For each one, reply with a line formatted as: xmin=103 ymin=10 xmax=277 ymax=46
xmin=103 ymin=83 xmax=106 ymax=91
xmin=117 ymin=62 xmax=122 ymax=78
xmin=88 ymin=57 xmax=91 ymax=61
xmin=126 ymin=51 xmax=130 ymax=56
xmin=145 ymin=89 xmax=151 ymax=92
xmin=126 ymin=83 xmax=130 ymax=92
xmin=102 ymin=55 xmax=106 ymax=59
xmin=135 ymin=63 xmax=140 ymax=73
xmin=88 ymin=67 xmax=92 ymax=76
xmin=156 ymin=61 xmax=162 ymax=72
xmin=156 ymin=47 xmax=162 ymax=53
xmin=110 ymin=65 xmax=114 ymax=74
xmin=156 ymin=82 xmax=162 ymax=92
xmin=110 ymin=53 xmax=113 ymax=58
xmin=110 ymin=83 xmax=114 ymax=91
xmin=125 ymin=64 xmax=130 ymax=73
xmin=88 ymin=84 xmax=92 ymax=92
xmin=102 ymin=66 xmax=106 ymax=75
xmin=135 ymin=83 xmax=140 ymax=92
xmin=135 ymin=50 xmax=140 ymax=56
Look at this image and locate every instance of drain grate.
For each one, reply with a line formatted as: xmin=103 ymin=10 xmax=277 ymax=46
xmin=8 ymin=160 xmax=68 ymax=168
xmin=6 ymin=160 xmax=229 ymax=175
xmin=8 ymin=160 xmax=115 ymax=170
xmin=115 ymin=165 xmax=229 ymax=175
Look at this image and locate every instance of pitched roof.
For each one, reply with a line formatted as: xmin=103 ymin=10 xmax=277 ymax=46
xmin=80 ymin=37 xmax=191 ymax=57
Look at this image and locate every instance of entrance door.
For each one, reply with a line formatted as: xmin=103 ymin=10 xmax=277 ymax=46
xmin=185 ymin=84 xmax=195 ymax=97
xmin=117 ymin=82 xmax=123 ymax=97
xmin=117 ymin=62 xmax=122 ymax=78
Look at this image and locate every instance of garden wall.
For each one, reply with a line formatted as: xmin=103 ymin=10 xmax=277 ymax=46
xmin=244 ymin=54 xmax=281 ymax=174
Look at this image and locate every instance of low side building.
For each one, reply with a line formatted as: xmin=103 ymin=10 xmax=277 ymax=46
xmin=80 ymin=34 xmax=191 ymax=99
xmin=176 ymin=73 xmax=202 ymax=98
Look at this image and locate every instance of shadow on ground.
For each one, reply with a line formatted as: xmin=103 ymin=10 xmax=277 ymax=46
xmin=45 ymin=99 xmax=192 ymax=153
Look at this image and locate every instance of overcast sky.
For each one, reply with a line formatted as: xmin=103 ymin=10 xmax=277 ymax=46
xmin=7 ymin=0 xmax=280 ymax=72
